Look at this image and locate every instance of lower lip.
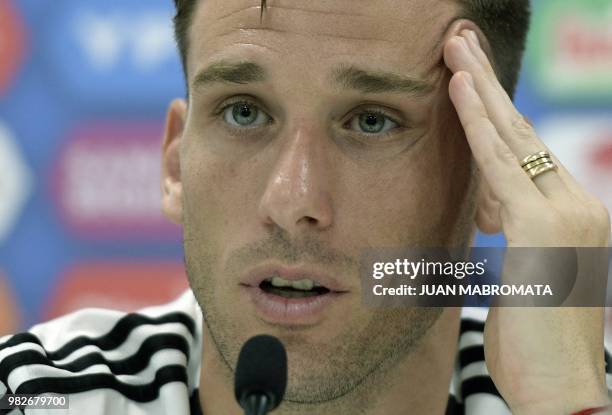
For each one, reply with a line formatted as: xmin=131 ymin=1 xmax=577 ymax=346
xmin=241 ymin=285 xmax=345 ymax=325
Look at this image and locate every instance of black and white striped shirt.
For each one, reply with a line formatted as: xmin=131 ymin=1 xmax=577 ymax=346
xmin=1 ymin=290 xmax=610 ymax=414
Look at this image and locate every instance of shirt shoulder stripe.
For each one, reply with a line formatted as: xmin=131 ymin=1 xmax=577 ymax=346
xmin=461 ymin=376 xmax=503 ymax=401
xmin=0 ymin=312 xmax=195 ymax=361
xmin=14 ymin=364 xmax=188 ymax=402
xmin=445 ymin=394 xmax=465 ymax=415
xmin=0 ymin=332 xmax=190 ymax=387
xmin=459 ymin=318 xmax=485 ymax=335
xmin=459 ymin=345 xmax=485 ymax=369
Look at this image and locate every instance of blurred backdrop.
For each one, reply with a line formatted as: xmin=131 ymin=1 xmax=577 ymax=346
xmin=0 ymin=0 xmax=611 ymax=333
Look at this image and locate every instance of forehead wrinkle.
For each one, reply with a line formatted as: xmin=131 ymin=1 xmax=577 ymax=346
xmin=215 ymin=3 xmax=261 ymax=22
xmin=262 ymin=3 xmax=422 ymax=26
xmin=261 ymin=4 xmax=370 ymax=18
xmin=192 ymin=1 xmax=458 ymax=90
xmin=215 ymin=27 xmax=403 ymax=46
xmin=206 ymin=38 xmax=284 ymax=55
xmin=206 ymin=4 xmax=412 ymax=44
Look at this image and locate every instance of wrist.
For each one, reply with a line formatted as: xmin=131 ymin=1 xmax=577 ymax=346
xmin=571 ymin=405 xmax=612 ymax=415
xmin=510 ymin=389 xmax=611 ymax=415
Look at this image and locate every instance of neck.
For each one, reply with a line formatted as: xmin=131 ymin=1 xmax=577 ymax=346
xmin=199 ymin=308 xmax=461 ymax=415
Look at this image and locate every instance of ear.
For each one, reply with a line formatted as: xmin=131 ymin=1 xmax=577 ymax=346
xmin=161 ymin=98 xmax=187 ymax=225
xmin=475 ymin=176 xmax=503 ymax=235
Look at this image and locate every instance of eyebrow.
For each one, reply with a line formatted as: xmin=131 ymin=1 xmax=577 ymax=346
xmin=191 ymin=60 xmax=433 ymax=97
xmin=331 ymin=64 xmax=433 ymax=96
xmin=191 ymin=61 xmax=267 ymax=90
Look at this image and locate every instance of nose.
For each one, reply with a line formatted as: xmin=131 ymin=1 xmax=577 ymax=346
xmin=257 ymin=124 xmax=333 ymax=235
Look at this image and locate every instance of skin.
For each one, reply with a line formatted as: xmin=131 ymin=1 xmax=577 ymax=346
xmin=444 ymin=33 xmax=612 ymax=414
xmin=160 ymin=1 xmax=612 ymax=414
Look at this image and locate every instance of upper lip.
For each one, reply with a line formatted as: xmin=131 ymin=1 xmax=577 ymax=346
xmin=240 ymin=263 xmax=350 ymax=293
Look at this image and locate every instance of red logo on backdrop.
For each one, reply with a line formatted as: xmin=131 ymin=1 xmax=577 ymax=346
xmin=561 ymin=18 xmax=612 ymax=65
xmin=537 ymin=116 xmax=612 ymax=216
xmin=591 ymin=136 xmax=612 ymax=171
xmin=44 ymin=262 xmax=190 ymax=320
xmin=586 ymin=134 xmax=612 ymax=212
xmin=0 ymin=0 xmax=26 ymax=95
xmin=51 ymin=122 xmax=181 ymax=240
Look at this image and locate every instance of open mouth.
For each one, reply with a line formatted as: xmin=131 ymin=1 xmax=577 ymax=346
xmin=259 ymin=277 xmax=331 ymax=299
xmin=244 ymin=269 xmax=345 ymax=324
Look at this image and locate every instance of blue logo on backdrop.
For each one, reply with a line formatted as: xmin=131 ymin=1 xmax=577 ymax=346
xmin=43 ymin=0 xmax=184 ymax=110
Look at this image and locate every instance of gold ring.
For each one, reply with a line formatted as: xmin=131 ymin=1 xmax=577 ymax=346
xmin=520 ymin=151 xmax=550 ymax=167
xmin=522 ymin=157 xmax=553 ymax=171
xmin=525 ymin=162 xmax=558 ymax=179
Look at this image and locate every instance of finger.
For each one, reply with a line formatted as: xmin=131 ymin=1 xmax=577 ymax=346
xmin=448 ymin=70 xmax=542 ymax=209
xmin=476 ymin=182 xmax=503 ymax=234
xmin=459 ymin=31 xmax=571 ymax=198
xmin=459 ymin=33 xmax=583 ymax=186
xmin=527 ymin=139 xmax=592 ymax=201
xmin=521 ymin=116 xmax=584 ymax=195
xmin=444 ymin=33 xmax=520 ymax=137
xmin=444 ymin=33 xmax=567 ymax=199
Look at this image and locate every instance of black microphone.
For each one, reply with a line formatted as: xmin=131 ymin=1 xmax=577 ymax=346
xmin=234 ymin=335 xmax=288 ymax=415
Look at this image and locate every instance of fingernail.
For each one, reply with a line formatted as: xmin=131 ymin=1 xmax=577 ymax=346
xmin=468 ymin=30 xmax=480 ymax=48
xmin=458 ymin=36 xmax=471 ymax=54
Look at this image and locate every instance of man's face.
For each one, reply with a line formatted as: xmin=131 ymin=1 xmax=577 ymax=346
xmin=174 ymin=0 xmax=477 ymax=404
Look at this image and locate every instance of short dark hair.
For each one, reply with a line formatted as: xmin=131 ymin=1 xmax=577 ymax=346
xmin=172 ymin=0 xmax=530 ymax=98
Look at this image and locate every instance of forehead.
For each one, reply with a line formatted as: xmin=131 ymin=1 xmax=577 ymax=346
xmin=187 ymin=0 xmax=458 ymax=85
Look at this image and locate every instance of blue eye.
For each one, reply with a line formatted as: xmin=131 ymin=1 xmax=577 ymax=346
xmin=223 ymin=102 xmax=270 ymax=127
xmin=349 ymin=112 xmax=398 ymax=134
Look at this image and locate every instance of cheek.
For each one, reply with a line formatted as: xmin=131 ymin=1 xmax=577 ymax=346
xmin=336 ymin=111 xmax=472 ymax=246
xmin=336 ymin=148 xmax=450 ymax=246
xmin=181 ymin=147 xmax=239 ymax=237
xmin=181 ymin=138 xmax=266 ymax=239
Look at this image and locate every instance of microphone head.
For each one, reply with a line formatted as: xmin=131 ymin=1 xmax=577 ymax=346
xmin=234 ymin=335 xmax=288 ymax=410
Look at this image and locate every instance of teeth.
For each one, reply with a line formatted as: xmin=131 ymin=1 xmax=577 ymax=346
xmin=270 ymin=276 xmax=290 ymax=288
xmin=270 ymin=276 xmax=316 ymax=291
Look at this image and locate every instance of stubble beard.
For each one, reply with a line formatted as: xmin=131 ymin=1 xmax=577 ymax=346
xmin=183 ymin=229 xmax=442 ymax=413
